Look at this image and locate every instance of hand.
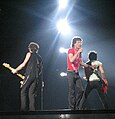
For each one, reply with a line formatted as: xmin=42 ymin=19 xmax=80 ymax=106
xmin=102 ymin=79 xmax=108 ymax=86
xmin=78 ymin=48 xmax=83 ymax=54
xmin=83 ymin=76 xmax=88 ymax=81
xmin=84 ymin=63 xmax=88 ymax=67
xmin=11 ymin=68 xmax=17 ymax=74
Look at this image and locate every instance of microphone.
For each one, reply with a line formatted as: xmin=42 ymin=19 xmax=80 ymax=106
xmin=79 ymin=47 xmax=83 ymax=57
xmin=80 ymin=52 xmax=82 ymax=58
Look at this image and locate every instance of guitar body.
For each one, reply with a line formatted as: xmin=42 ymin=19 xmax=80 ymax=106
xmin=84 ymin=61 xmax=108 ymax=93
xmin=102 ymin=84 xmax=108 ymax=93
xmin=100 ymin=79 xmax=108 ymax=93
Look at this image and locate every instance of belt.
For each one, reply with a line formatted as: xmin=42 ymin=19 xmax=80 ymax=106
xmin=67 ymin=70 xmax=78 ymax=73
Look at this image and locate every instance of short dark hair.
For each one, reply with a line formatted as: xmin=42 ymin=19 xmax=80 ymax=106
xmin=71 ymin=36 xmax=83 ymax=47
xmin=88 ymin=51 xmax=97 ymax=61
xmin=28 ymin=42 xmax=39 ymax=53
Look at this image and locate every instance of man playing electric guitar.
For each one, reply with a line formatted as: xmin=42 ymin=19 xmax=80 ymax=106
xmin=79 ymin=51 xmax=109 ymax=110
xmin=11 ymin=42 xmax=43 ymax=111
xmin=2 ymin=63 xmax=26 ymax=88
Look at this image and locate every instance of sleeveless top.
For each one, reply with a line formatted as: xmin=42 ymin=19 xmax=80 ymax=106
xmin=24 ymin=52 xmax=43 ymax=79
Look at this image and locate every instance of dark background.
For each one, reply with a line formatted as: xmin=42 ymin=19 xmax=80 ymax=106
xmin=0 ymin=0 xmax=115 ymax=111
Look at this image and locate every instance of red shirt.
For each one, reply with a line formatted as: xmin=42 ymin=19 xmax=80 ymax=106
xmin=67 ymin=48 xmax=82 ymax=71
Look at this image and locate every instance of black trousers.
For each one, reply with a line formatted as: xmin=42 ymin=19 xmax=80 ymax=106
xmin=67 ymin=71 xmax=84 ymax=110
xmin=21 ymin=77 xmax=41 ymax=111
xmin=79 ymin=80 xmax=108 ymax=109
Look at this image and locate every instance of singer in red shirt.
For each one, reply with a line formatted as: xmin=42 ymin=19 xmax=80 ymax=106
xmin=67 ymin=36 xmax=87 ymax=110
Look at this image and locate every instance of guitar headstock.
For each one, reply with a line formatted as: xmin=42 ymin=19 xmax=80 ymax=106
xmin=3 ymin=63 xmax=10 ymax=68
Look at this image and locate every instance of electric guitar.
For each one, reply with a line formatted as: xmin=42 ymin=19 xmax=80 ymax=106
xmin=84 ymin=64 xmax=108 ymax=93
xmin=2 ymin=63 xmax=26 ymax=88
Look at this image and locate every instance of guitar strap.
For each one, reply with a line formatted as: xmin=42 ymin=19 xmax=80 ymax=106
xmin=92 ymin=67 xmax=108 ymax=93
xmin=93 ymin=70 xmax=107 ymax=86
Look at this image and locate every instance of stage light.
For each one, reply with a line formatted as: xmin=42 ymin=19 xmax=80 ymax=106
xmin=60 ymin=72 xmax=67 ymax=77
xmin=60 ymin=114 xmax=70 ymax=118
xmin=58 ymin=0 xmax=68 ymax=10
xmin=59 ymin=47 xmax=68 ymax=53
xmin=56 ymin=19 xmax=70 ymax=35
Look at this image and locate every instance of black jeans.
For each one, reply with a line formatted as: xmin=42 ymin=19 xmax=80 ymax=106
xmin=21 ymin=78 xmax=41 ymax=111
xmin=79 ymin=80 xmax=108 ymax=109
xmin=67 ymin=71 xmax=84 ymax=110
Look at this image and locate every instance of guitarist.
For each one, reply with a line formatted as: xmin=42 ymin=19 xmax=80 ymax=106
xmin=79 ymin=51 xmax=109 ymax=110
xmin=12 ymin=42 xmax=43 ymax=111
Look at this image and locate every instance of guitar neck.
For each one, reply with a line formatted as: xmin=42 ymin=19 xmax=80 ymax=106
xmin=8 ymin=66 xmax=14 ymax=71
xmin=16 ymin=73 xmax=25 ymax=80
xmin=9 ymin=67 xmax=25 ymax=80
xmin=3 ymin=64 xmax=25 ymax=80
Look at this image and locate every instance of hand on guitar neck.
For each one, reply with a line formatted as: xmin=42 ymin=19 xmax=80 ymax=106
xmin=102 ymin=78 xmax=108 ymax=86
xmin=11 ymin=68 xmax=18 ymax=74
xmin=2 ymin=63 xmax=25 ymax=80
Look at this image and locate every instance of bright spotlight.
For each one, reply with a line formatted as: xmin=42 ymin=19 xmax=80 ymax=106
xmin=60 ymin=72 xmax=67 ymax=77
xmin=59 ymin=47 xmax=68 ymax=53
xmin=58 ymin=0 xmax=68 ymax=10
xmin=56 ymin=19 xmax=70 ymax=35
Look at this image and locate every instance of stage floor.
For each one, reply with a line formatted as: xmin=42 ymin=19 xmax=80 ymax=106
xmin=0 ymin=109 xmax=115 ymax=119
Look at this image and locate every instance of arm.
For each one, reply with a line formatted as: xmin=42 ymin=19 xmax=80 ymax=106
xmin=12 ymin=52 xmax=31 ymax=74
xmin=80 ymin=58 xmax=88 ymax=67
xmin=99 ymin=64 xmax=108 ymax=85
